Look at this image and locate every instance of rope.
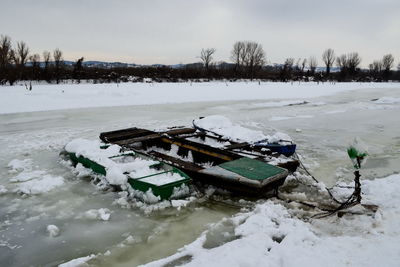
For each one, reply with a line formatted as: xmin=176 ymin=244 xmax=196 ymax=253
xmin=292 ymin=152 xmax=362 ymax=218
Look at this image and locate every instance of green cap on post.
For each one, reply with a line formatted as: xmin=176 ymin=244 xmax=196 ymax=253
xmin=347 ymin=137 xmax=368 ymax=169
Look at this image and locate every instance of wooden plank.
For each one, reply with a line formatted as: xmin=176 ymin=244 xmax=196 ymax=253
xmin=164 ymin=128 xmax=196 ymax=136
xmin=114 ymin=133 xmax=163 ymax=145
xmin=225 ymin=142 xmax=250 ymax=149
xmin=148 ymin=151 xmax=203 ymax=172
xmin=160 ymin=137 xmax=238 ymax=161
xmin=100 ymin=128 xmax=154 ymax=142
xmin=101 ymin=127 xmax=195 ymax=143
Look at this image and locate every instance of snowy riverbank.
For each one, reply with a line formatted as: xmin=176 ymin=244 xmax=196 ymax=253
xmin=1 ymin=81 xmax=399 ymax=114
xmin=142 ymin=173 xmax=400 ymax=267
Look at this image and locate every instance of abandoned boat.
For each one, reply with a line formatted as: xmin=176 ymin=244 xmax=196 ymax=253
xmin=64 ymin=139 xmax=191 ymax=201
xmin=192 ymin=116 xmax=297 ymax=157
xmin=98 ymin=124 xmax=299 ymax=196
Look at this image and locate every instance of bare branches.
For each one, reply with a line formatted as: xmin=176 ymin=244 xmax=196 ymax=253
xmin=231 ymin=41 xmax=245 ymax=70
xmin=43 ymin=51 xmax=51 ymax=69
xmin=15 ymin=41 xmax=30 ymax=67
xmin=29 ymin=54 xmax=40 ymax=65
xmin=308 ymin=56 xmax=317 ymax=74
xmin=231 ymin=41 xmax=265 ymax=79
xmin=200 ymin=48 xmax=216 ymax=73
xmin=336 ymin=52 xmax=361 ymax=80
xmin=53 ymin=48 xmax=64 ymax=84
xmin=0 ymin=35 xmax=13 ymax=68
xmin=382 ymin=54 xmax=394 ymax=71
xmin=347 ymin=52 xmax=361 ymax=72
xmin=322 ymin=48 xmax=335 ymax=75
xmin=53 ymin=48 xmax=63 ymax=67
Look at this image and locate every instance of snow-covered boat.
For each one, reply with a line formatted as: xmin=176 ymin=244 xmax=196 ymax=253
xmin=99 ymin=119 xmax=298 ymax=196
xmin=193 ymin=116 xmax=297 ymax=157
xmin=64 ymin=139 xmax=191 ymax=200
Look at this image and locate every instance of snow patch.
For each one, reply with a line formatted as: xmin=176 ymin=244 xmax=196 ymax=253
xmin=7 ymin=158 xmax=32 ymax=173
xmin=1 ymin=82 xmax=395 ymax=114
xmin=15 ymin=175 xmax=65 ymax=195
xmin=58 ymin=254 xmax=96 ymax=267
xmin=10 ymin=170 xmax=47 ymax=182
xmin=47 ymin=225 xmax=60 ymax=237
xmin=81 ymin=208 xmax=111 ymax=221
xmin=193 ymin=115 xmax=292 ymax=144
xmin=0 ymin=185 xmax=8 ymax=194
xmin=143 ymin=173 xmax=400 ymax=267
xmin=373 ymin=97 xmax=400 ymax=104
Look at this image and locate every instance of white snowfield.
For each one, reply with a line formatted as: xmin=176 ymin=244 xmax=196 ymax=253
xmin=142 ymin=174 xmax=400 ymax=267
xmin=1 ymin=81 xmax=398 ymax=114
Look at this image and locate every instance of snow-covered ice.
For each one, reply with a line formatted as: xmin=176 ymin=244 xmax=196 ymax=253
xmin=1 ymin=82 xmax=399 ymax=114
xmin=193 ymin=115 xmax=292 ymax=144
xmin=47 ymin=224 xmax=60 ymax=237
xmin=58 ymin=254 xmax=96 ymax=267
xmin=80 ymin=208 xmax=111 ymax=221
xmin=373 ymin=97 xmax=400 ymax=104
xmin=142 ymin=174 xmax=400 ymax=267
xmin=1 ymin=81 xmax=400 ymax=267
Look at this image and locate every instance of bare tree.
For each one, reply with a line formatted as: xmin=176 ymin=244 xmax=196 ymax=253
xmin=284 ymin=58 xmax=295 ymax=69
xmin=336 ymin=54 xmax=348 ymax=70
xmin=371 ymin=60 xmax=382 ymax=72
xmin=336 ymin=52 xmax=361 ymax=79
xmin=53 ymin=48 xmax=63 ymax=84
xmin=73 ymin=57 xmax=84 ymax=83
xmin=243 ymin=41 xmax=265 ymax=79
xmin=0 ymin=35 xmax=13 ymax=68
xmin=382 ymin=54 xmax=394 ymax=72
xmin=53 ymin=48 xmax=63 ymax=67
xmin=29 ymin=53 xmax=40 ymax=80
xmin=322 ymin=48 xmax=335 ymax=75
xmin=43 ymin=51 xmax=51 ymax=69
xmin=29 ymin=54 xmax=40 ymax=66
xmin=279 ymin=58 xmax=295 ymax=81
xmin=301 ymin=58 xmax=307 ymax=73
xmin=231 ymin=41 xmax=265 ymax=78
xmin=15 ymin=41 xmax=30 ymax=67
xmin=231 ymin=41 xmax=245 ymax=71
xmin=347 ymin=52 xmax=361 ymax=74
xmin=308 ymin=56 xmax=317 ymax=74
xmin=200 ymin=48 xmax=216 ymax=74
xmin=0 ymin=35 xmax=15 ymax=84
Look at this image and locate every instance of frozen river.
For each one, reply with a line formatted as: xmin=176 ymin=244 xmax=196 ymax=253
xmin=0 ymin=83 xmax=399 ymax=266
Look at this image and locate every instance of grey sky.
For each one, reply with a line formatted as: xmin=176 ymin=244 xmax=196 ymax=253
xmin=1 ymin=0 xmax=399 ymax=66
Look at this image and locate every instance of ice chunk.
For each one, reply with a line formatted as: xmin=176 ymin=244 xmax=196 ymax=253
xmin=58 ymin=254 xmax=96 ymax=267
xmin=10 ymin=170 xmax=47 ymax=182
xmin=0 ymin=185 xmax=8 ymax=194
xmin=105 ymin=166 xmax=127 ymax=185
xmin=7 ymin=159 xmax=32 ymax=172
xmin=82 ymin=208 xmax=111 ymax=221
xmin=15 ymin=175 xmax=65 ymax=195
xmin=47 ymin=225 xmax=60 ymax=237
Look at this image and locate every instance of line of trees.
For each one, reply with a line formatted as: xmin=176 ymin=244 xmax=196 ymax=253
xmin=1 ymin=34 xmax=399 ymax=86
xmin=0 ymin=35 xmax=67 ymax=85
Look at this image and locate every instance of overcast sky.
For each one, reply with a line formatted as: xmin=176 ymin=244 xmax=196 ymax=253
xmin=1 ymin=0 xmax=399 ymax=66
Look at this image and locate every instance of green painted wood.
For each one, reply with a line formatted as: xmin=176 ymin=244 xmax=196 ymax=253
xmin=218 ymin=157 xmax=286 ymax=181
xmin=68 ymin=152 xmax=190 ymax=200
